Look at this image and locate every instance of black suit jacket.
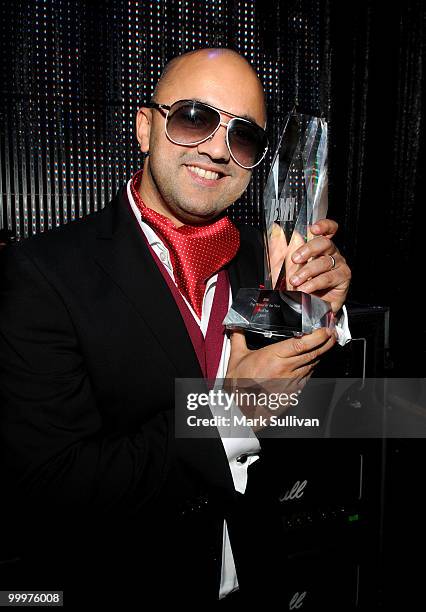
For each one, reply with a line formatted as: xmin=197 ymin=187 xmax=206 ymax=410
xmin=0 ymin=189 xmax=284 ymax=605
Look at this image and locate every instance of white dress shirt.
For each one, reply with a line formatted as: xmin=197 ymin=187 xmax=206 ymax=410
xmin=126 ymin=179 xmax=351 ymax=599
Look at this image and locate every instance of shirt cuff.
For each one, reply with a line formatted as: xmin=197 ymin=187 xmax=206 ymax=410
xmin=209 ymin=397 xmax=261 ymax=494
xmin=334 ymin=304 xmax=351 ymax=346
xmin=221 ymin=437 xmax=260 ymax=494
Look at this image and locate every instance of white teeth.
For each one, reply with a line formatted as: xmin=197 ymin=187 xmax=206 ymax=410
xmin=188 ymin=165 xmax=220 ymax=180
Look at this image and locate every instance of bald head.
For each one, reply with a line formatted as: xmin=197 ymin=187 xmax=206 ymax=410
xmin=136 ymin=47 xmax=268 ymax=226
xmin=152 ymin=48 xmax=266 ymax=126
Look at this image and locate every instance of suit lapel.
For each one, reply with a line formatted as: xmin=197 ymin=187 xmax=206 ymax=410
xmin=90 ymin=192 xmax=262 ymax=496
xmin=91 ymin=189 xmax=203 ymax=379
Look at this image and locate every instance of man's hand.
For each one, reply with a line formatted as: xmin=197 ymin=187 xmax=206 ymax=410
xmin=226 ymin=327 xmax=336 ymax=381
xmin=288 ymin=219 xmax=351 ymax=314
xmin=225 ymin=328 xmax=337 ymax=431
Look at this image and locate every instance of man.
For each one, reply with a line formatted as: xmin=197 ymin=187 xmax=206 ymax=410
xmin=0 ymin=48 xmax=351 ymax=607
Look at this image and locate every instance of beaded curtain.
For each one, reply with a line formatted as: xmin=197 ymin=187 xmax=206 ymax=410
xmin=0 ymin=0 xmax=323 ymax=237
xmin=1 ymin=0 xmax=425 ymax=374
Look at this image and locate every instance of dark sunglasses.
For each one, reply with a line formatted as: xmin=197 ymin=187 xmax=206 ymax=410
xmin=146 ymin=99 xmax=269 ymax=169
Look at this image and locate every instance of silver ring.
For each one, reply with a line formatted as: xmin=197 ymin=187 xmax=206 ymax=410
xmin=329 ymin=254 xmax=336 ymax=270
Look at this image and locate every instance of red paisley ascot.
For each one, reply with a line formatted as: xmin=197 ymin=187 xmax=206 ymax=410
xmin=130 ymin=170 xmax=240 ymax=318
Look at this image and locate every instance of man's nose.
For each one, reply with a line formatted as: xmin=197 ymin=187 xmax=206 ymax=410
xmin=196 ymin=124 xmax=230 ymax=163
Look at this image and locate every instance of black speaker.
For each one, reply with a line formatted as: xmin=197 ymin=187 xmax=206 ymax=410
xmin=341 ymin=302 xmax=390 ymax=377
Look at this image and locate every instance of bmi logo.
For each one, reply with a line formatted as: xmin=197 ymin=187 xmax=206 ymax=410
xmin=272 ymin=196 xmax=297 ymax=223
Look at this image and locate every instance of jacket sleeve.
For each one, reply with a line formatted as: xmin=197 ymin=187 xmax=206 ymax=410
xmin=0 ymin=244 xmax=179 ymax=520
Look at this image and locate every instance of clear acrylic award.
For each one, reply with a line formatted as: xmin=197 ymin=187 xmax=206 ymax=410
xmin=224 ymin=111 xmax=334 ymax=340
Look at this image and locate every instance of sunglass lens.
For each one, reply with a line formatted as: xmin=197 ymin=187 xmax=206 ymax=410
xmin=228 ymin=120 xmax=267 ymax=168
xmin=165 ymin=101 xmax=268 ymax=168
xmin=167 ymin=102 xmax=218 ymax=144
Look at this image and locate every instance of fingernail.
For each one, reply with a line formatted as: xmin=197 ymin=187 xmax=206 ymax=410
xmin=311 ymin=224 xmax=320 ymax=232
xmin=293 ymin=253 xmax=303 ymax=263
xmin=290 ymin=275 xmax=300 ymax=285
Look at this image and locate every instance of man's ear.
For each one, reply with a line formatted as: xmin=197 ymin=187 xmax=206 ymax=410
xmin=136 ymin=107 xmax=152 ymax=153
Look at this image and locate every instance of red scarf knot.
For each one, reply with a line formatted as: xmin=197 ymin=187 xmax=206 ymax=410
xmin=130 ymin=169 xmax=240 ymax=318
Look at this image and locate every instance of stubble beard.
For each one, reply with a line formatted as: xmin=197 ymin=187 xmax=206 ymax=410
xmin=148 ymin=159 xmax=235 ymax=225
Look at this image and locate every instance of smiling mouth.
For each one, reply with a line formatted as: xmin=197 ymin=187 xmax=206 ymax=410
xmin=186 ymin=165 xmax=225 ymax=181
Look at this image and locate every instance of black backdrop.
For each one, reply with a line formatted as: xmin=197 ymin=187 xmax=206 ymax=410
xmin=1 ymin=0 xmax=425 ymax=375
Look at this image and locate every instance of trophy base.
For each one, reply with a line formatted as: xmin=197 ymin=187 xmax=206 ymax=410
xmin=223 ymin=288 xmax=334 ymax=341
